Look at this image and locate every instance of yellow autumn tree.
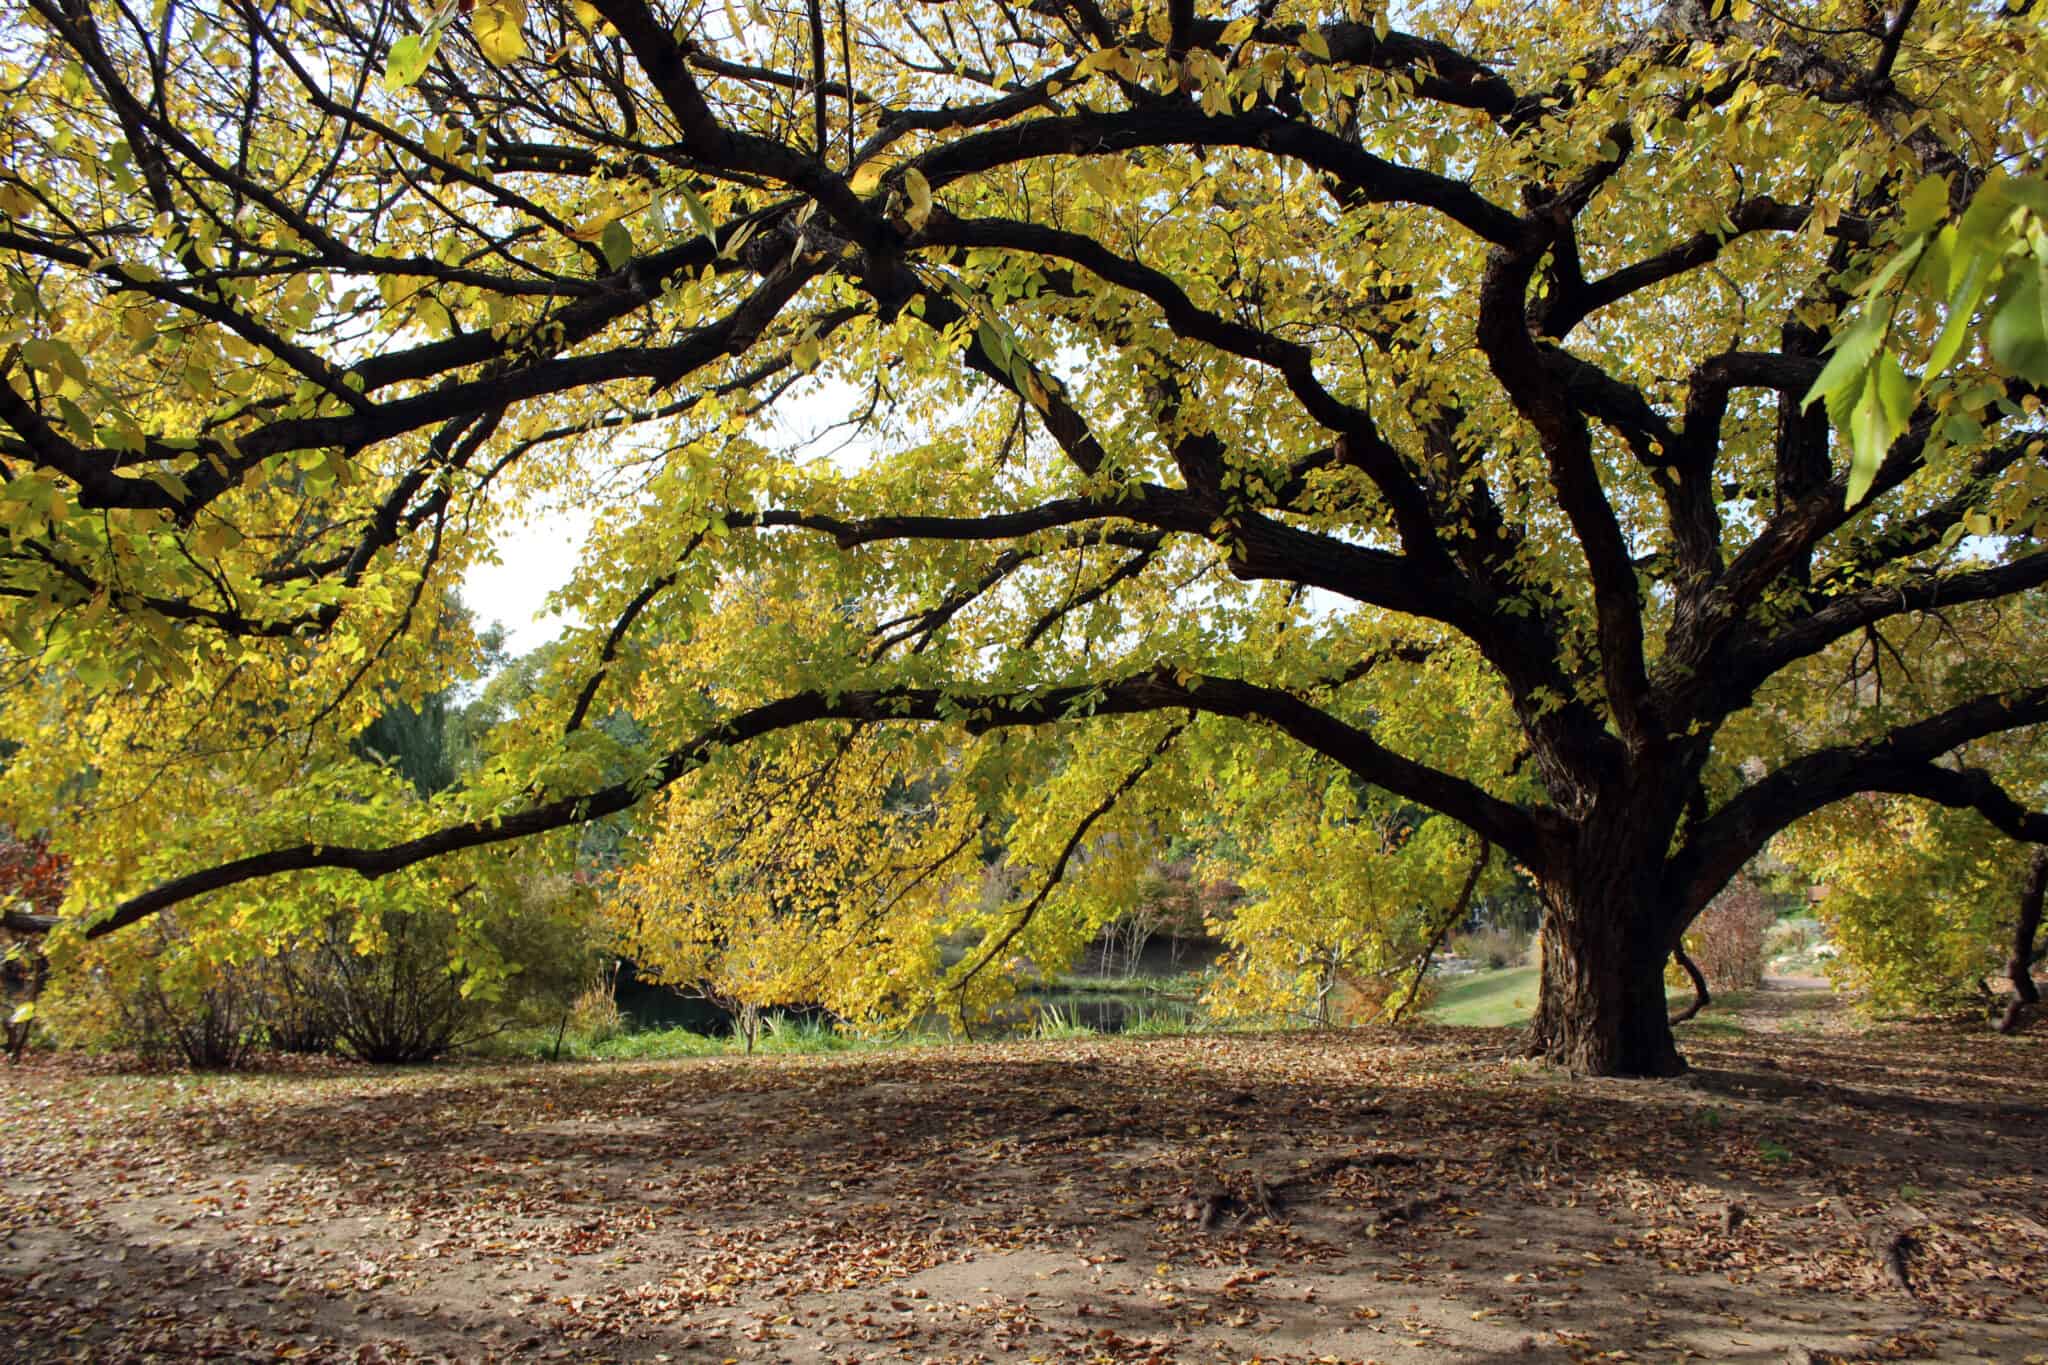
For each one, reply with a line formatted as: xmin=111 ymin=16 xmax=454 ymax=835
xmin=5 ymin=0 xmax=2046 ymax=1078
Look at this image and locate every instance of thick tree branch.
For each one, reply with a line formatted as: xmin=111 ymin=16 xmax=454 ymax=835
xmin=1671 ymin=687 xmax=2048 ymax=920
xmin=1720 ymin=551 xmax=2048 ymax=704
xmin=87 ymin=667 xmax=1552 ymax=937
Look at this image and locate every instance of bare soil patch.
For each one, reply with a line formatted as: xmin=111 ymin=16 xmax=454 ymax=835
xmin=4 ymin=1015 xmax=2044 ymax=1363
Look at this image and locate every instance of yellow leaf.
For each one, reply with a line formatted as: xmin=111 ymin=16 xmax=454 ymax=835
xmin=849 ymin=160 xmax=885 ymax=195
xmin=474 ymin=0 xmax=529 ymax=66
xmin=903 ymin=168 xmax=933 ymax=230
xmin=1301 ymin=27 xmax=1330 ymax=60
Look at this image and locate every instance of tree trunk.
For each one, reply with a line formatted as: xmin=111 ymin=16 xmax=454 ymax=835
xmin=1529 ymin=875 xmax=1685 ymax=1077
xmin=1996 ymin=849 xmax=2047 ymax=1035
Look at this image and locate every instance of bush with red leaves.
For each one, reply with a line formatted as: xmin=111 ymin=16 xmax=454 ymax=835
xmin=0 ymin=830 xmax=69 ymax=917
xmin=1681 ymin=877 xmax=1774 ymax=993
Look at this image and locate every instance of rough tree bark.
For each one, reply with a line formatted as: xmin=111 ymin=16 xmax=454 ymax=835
xmin=1528 ymin=879 xmax=1686 ymax=1077
xmin=1996 ymin=849 xmax=2047 ymax=1035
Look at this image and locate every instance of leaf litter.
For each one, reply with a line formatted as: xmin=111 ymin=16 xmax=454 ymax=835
xmin=3 ymin=998 xmax=2044 ymax=1363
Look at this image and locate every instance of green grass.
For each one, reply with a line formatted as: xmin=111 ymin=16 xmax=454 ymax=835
xmin=475 ymin=1014 xmax=892 ymax=1063
xmin=1050 ymin=970 xmax=1207 ymax=997
xmin=1032 ymin=1004 xmax=1099 ymax=1040
xmin=756 ymin=1014 xmax=884 ymax=1054
xmin=1119 ymin=1005 xmax=1202 ymax=1037
xmin=1425 ymin=965 xmax=1539 ymax=1026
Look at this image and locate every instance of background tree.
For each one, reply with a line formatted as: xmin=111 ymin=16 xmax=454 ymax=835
xmin=2 ymin=0 xmax=2046 ymax=1075
xmin=604 ymin=724 xmax=951 ymax=1043
xmin=1780 ymin=797 xmax=2048 ymax=1020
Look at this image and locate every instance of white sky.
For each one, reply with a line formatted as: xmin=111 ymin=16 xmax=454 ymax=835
xmin=459 ymin=501 xmax=592 ymax=654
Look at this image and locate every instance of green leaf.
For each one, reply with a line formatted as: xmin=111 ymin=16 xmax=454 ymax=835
xmin=1844 ymin=351 xmax=1911 ymax=508
xmin=1900 ymin=174 xmax=1950 ymax=236
xmin=1943 ymin=413 xmax=1985 ymax=447
xmin=1986 ymin=256 xmax=2048 ymax=385
xmin=675 ymin=183 xmax=718 ymax=247
xmin=1801 ymin=311 xmax=1886 ymax=411
xmin=382 ymin=33 xmax=438 ymax=92
xmin=976 ymin=321 xmax=1013 ymax=376
xmin=2003 ymin=176 xmax=2048 ymax=218
xmin=1874 ymin=348 xmax=1915 ymax=432
xmin=56 ymin=396 xmax=94 ymax=442
xmin=1956 ymin=173 xmax=2016 ymax=252
xmin=1925 ymin=249 xmax=1998 ymax=380
xmin=1855 ymin=234 xmax=1926 ymax=300
xmin=600 ymin=219 xmax=634 ymax=270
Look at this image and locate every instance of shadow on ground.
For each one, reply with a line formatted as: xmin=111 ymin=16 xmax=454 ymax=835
xmin=4 ymin=1014 xmax=2044 ymax=1363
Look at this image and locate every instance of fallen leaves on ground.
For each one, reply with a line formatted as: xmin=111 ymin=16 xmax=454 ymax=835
xmin=3 ymin=997 xmax=2044 ymax=1363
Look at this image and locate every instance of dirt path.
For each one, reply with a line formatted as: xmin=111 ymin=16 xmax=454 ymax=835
xmin=1728 ymin=976 xmax=1849 ymax=1032
xmin=5 ymin=1021 xmax=2045 ymax=1363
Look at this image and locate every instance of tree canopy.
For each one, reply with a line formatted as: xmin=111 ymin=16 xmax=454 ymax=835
xmin=2 ymin=0 xmax=2045 ymax=1074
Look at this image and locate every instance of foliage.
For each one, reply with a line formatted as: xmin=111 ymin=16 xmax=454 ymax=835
xmin=1806 ymin=172 xmax=2048 ymax=507
xmin=1096 ymin=854 xmax=1236 ymax=977
xmin=2 ymin=828 xmax=66 ymax=1058
xmin=40 ymin=865 xmax=605 ymax=1066
xmin=1196 ymin=739 xmax=1500 ymax=1026
xmin=1780 ymin=797 xmax=2042 ymax=1013
xmin=281 ymin=872 xmax=605 ymax=1063
xmin=0 ymin=829 xmax=69 ymax=917
xmin=3 ymin=0 xmax=2047 ymax=1075
xmin=43 ymin=915 xmax=271 ymax=1070
xmin=1670 ymin=876 xmax=1774 ymax=994
xmin=605 ymin=725 xmax=952 ymax=1041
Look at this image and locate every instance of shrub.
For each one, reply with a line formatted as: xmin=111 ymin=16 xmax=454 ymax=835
xmin=1450 ymin=925 xmax=1531 ymax=971
xmin=109 ymin=922 xmax=268 ymax=1070
xmin=283 ymin=874 xmax=607 ymax=1063
xmin=1674 ymin=878 xmax=1773 ymax=993
xmin=253 ymin=946 xmax=339 ymax=1054
xmin=569 ymin=979 xmax=625 ymax=1044
xmin=284 ymin=909 xmax=479 ymax=1064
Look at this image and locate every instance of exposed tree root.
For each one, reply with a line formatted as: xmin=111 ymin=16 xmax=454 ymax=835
xmin=1175 ymin=1150 xmax=1441 ymax=1230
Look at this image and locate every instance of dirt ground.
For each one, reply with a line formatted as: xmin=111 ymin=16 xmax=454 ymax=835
xmin=3 ymin=985 xmax=2045 ymax=1364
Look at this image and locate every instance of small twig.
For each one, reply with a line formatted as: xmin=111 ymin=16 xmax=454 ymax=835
xmin=1389 ymin=842 xmax=1491 ymax=1023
